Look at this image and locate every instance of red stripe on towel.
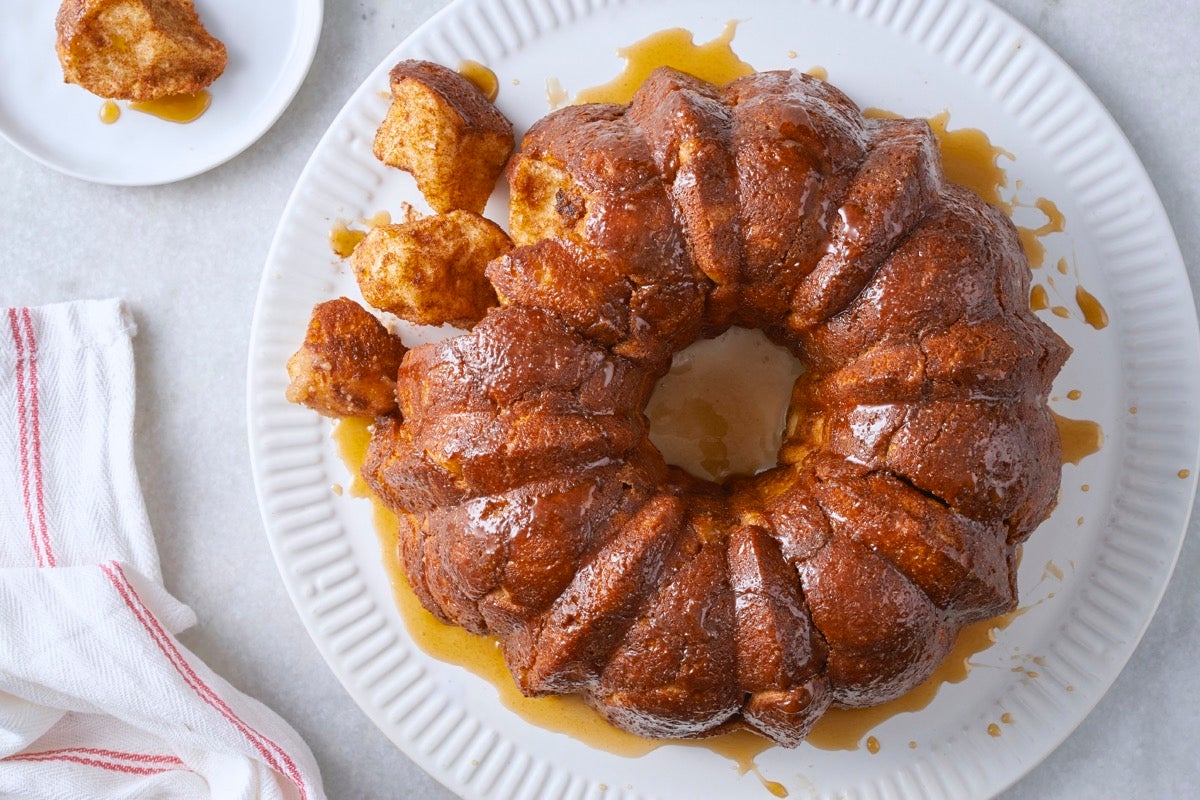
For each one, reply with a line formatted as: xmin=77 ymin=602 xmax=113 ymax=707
xmin=6 ymin=308 xmax=43 ymax=568
xmin=6 ymin=751 xmax=174 ymax=777
xmin=18 ymin=307 xmax=54 ymax=567
xmin=21 ymin=747 xmax=187 ymax=767
xmin=99 ymin=562 xmax=309 ymax=800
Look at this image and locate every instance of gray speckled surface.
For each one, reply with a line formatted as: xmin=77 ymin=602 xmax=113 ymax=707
xmin=2 ymin=1 xmax=1197 ymax=798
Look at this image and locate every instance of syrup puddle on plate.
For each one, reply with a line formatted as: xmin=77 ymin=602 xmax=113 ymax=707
xmin=574 ymin=20 xmax=754 ymax=105
xmin=100 ymin=90 xmax=213 ymax=125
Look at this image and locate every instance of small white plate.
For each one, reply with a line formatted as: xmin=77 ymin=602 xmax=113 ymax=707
xmin=0 ymin=0 xmax=323 ymax=186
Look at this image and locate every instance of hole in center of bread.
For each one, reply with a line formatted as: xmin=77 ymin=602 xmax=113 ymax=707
xmin=645 ymin=327 xmax=804 ymax=484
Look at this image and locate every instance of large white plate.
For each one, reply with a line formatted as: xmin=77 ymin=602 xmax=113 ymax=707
xmin=0 ymin=0 xmax=323 ymax=186
xmin=247 ymin=1 xmax=1200 ymax=798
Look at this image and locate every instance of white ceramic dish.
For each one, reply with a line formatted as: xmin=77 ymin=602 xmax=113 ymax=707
xmin=0 ymin=0 xmax=323 ymax=186
xmin=247 ymin=1 xmax=1200 ymax=798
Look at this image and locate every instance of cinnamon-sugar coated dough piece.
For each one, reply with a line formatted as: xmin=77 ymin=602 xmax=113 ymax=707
xmin=55 ymin=0 xmax=226 ymax=100
xmin=285 ymin=298 xmax=406 ymax=419
xmin=351 ymin=210 xmax=513 ymax=328
xmin=373 ymin=60 xmax=515 ymax=215
xmin=293 ymin=65 xmax=1070 ymax=746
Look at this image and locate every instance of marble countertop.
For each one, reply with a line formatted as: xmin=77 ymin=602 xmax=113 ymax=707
xmin=3 ymin=1 xmax=1197 ymax=797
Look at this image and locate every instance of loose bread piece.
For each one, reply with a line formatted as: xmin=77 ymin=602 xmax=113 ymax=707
xmin=352 ymin=210 xmax=513 ymax=328
xmin=285 ymin=298 xmax=407 ymax=419
xmin=373 ymin=60 xmax=515 ymax=214
xmin=55 ymin=0 xmax=227 ymax=101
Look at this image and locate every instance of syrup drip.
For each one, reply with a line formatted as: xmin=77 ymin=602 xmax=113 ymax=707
xmin=1041 ymin=560 xmax=1065 ymax=582
xmin=1016 ymin=197 xmax=1065 ymax=269
xmin=99 ymin=100 xmax=120 ymax=124
xmin=329 ymin=221 xmax=367 ymax=258
xmin=925 ymin=110 xmax=1013 ymax=209
xmin=862 ymin=108 xmax=1011 ymax=210
xmin=805 ymin=65 xmax=829 ymax=80
xmin=458 ymin=60 xmax=499 ymax=102
xmin=329 ymin=211 xmax=393 ymax=258
xmin=545 ymin=77 xmax=569 ymax=110
xmin=575 ymin=20 xmax=754 ymax=105
xmin=1029 ymin=285 xmax=1050 ymax=311
xmin=1075 ymin=284 xmax=1109 ymax=329
xmin=1180 ymin=469 xmax=1191 ymax=479
xmin=1050 ymin=411 xmax=1104 ymax=465
xmin=129 ymin=90 xmax=212 ymax=123
xmin=684 ymin=733 xmax=788 ymax=796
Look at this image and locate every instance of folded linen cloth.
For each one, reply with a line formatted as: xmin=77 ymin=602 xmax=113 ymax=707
xmin=0 ymin=300 xmax=325 ymax=800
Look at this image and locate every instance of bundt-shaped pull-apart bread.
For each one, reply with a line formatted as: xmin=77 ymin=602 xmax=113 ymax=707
xmin=295 ymin=65 xmax=1071 ymax=746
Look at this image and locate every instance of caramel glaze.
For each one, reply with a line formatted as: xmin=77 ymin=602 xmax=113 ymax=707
xmin=575 ymin=20 xmax=753 ymax=104
xmin=99 ymin=99 xmax=120 ymax=124
xmin=1051 ymin=411 xmax=1104 ymax=465
xmin=1075 ymin=284 xmax=1109 ymax=329
xmin=458 ymin=60 xmax=499 ymax=103
xmin=329 ymin=211 xmax=393 ymax=259
xmin=97 ymin=92 xmax=212 ymax=125
xmin=1016 ymin=197 xmax=1064 ymax=270
xmin=913 ymin=111 xmax=1105 ymax=469
xmin=129 ymin=90 xmax=212 ymax=123
xmin=329 ymin=221 xmax=367 ymax=259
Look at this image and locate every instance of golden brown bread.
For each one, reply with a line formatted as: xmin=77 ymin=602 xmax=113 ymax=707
xmin=351 ymin=210 xmax=512 ymax=328
xmin=292 ymin=65 xmax=1071 ymax=746
xmin=285 ymin=298 xmax=406 ymax=418
xmin=55 ymin=0 xmax=226 ymax=100
xmin=373 ymin=60 xmax=515 ymax=215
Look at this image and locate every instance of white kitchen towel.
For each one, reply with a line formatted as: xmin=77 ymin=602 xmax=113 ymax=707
xmin=0 ymin=300 xmax=325 ymax=800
